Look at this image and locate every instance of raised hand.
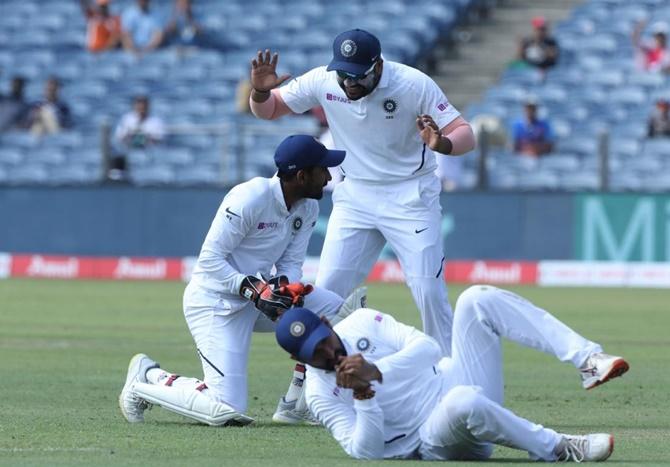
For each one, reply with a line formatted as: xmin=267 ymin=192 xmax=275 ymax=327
xmin=250 ymin=49 xmax=291 ymax=92
xmin=416 ymin=114 xmax=444 ymax=151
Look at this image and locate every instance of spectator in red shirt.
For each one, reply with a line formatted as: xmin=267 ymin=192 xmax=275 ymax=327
xmin=518 ymin=17 xmax=559 ymax=72
xmin=633 ymin=21 xmax=670 ymax=73
xmin=648 ymin=98 xmax=670 ymax=138
xmin=80 ymin=0 xmax=122 ymax=53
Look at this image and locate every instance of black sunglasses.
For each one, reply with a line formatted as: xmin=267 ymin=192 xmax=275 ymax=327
xmin=336 ymin=62 xmax=376 ymax=82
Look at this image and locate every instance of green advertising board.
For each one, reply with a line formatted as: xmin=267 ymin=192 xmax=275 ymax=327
xmin=576 ymin=194 xmax=670 ymax=261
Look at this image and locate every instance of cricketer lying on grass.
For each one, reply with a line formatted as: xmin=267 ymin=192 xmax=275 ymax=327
xmin=276 ymin=285 xmax=630 ymax=462
xmin=119 ymin=135 xmax=365 ymax=426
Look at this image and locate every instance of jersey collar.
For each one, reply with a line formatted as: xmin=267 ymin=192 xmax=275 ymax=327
xmin=270 ymin=175 xmax=290 ymax=215
xmin=377 ymin=61 xmax=391 ymax=89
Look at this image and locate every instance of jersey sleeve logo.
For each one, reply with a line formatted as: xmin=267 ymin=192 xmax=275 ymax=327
xmin=437 ymin=102 xmax=449 ymax=112
xmin=225 ymin=207 xmax=241 ymax=220
xmin=293 ymin=216 xmax=303 ymax=231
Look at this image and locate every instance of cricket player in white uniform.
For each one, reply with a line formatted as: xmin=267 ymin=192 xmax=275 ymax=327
xmin=119 ymin=135 xmax=363 ymax=426
xmin=249 ymin=29 xmax=476 ymax=357
xmin=275 ymin=285 xmax=629 ymax=461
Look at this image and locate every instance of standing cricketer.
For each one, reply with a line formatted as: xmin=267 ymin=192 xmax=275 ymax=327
xmin=249 ymin=29 xmax=476 ymax=358
xmin=119 ymin=135 xmax=364 ymax=426
xmin=275 ymin=285 xmax=629 ymax=461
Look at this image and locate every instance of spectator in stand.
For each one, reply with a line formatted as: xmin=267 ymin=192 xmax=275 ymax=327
xmin=110 ymin=95 xmax=165 ymax=180
xmin=235 ymin=78 xmax=253 ymax=114
xmin=0 ymin=76 xmax=28 ymax=132
xmin=648 ymin=97 xmax=670 ymax=138
xmin=311 ymin=106 xmax=343 ymax=190
xmin=121 ymin=0 xmax=163 ymax=55
xmin=633 ymin=21 xmax=670 ymax=73
xmin=164 ymin=0 xmax=203 ymax=48
xmin=25 ymin=77 xmax=72 ymax=135
xmin=512 ymin=99 xmax=554 ymax=157
xmin=517 ymin=17 xmax=559 ymax=73
xmin=80 ymin=0 xmax=122 ymax=53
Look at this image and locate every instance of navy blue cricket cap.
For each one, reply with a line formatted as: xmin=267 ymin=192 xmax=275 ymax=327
xmin=276 ymin=307 xmax=332 ymax=362
xmin=274 ymin=134 xmax=345 ymax=174
xmin=327 ymin=29 xmax=381 ymax=75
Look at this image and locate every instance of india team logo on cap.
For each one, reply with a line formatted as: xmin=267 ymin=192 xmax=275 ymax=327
xmin=340 ymin=39 xmax=357 ymax=57
xmin=290 ymin=321 xmax=306 ymax=337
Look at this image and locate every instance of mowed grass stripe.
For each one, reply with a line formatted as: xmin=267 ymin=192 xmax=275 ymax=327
xmin=0 ymin=280 xmax=668 ymax=466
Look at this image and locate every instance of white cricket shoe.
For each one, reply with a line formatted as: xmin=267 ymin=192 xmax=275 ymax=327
xmin=271 ymin=396 xmax=320 ymax=426
xmin=119 ymin=353 xmax=160 ymax=423
xmin=555 ymin=433 xmax=614 ymax=462
xmin=580 ymin=352 xmax=629 ymax=390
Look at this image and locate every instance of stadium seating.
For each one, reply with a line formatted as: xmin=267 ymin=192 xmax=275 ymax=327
xmin=464 ymin=0 xmax=670 ymax=191
xmin=0 ymin=0 xmax=480 ymax=186
xmin=3 ymin=0 xmax=667 ymax=191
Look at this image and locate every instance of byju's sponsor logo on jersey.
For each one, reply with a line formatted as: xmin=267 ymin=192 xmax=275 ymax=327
xmin=258 ymin=222 xmax=279 ymax=230
xmin=326 ymin=93 xmax=351 ymax=104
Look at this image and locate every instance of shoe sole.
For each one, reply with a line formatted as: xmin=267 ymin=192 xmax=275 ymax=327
xmin=271 ymin=413 xmax=320 ymax=426
xmin=118 ymin=353 xmax=149 ymax=423
xmin=586 ymin=358 xmax=630 ymax=390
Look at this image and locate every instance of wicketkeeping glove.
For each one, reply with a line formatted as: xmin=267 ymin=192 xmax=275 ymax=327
xmin=264 ymin=275 xmax=314 ymax=307
xmin=276 ymin=282 xmax=314 ymax=307
xmin=239 ymin=275 xmax=293 ymax=321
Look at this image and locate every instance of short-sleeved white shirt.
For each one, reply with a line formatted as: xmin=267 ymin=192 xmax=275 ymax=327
xmin=280 ymin=61 xmax=460 ymax=183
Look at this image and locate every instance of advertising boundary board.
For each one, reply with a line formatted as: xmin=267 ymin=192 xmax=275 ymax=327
xmin=3 ymin=253 xmax=670 ymax=288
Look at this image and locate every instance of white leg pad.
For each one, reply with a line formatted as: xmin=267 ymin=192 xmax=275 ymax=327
xmin=133 ymin=382 xmax=254 ymax=426
xmin=331 ymin=286 xmax=367 ymax=325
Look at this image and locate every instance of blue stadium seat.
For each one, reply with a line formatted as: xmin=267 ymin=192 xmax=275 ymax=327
xmin=560 ymin=172 xmax=600 ymax=191
xmin=130 ymin=166 xmax=176 ymax=186
xmin=8 ymin=164 xmax=50 ymax=185
xmin=0 ymin=148 xmax=24 ymax=166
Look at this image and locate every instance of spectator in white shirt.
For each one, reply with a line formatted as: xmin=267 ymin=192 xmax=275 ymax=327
xmin=110 ymin=95 xmax=165 ymax=180
xmin=275 ymin=285 xmax=629 ymax=462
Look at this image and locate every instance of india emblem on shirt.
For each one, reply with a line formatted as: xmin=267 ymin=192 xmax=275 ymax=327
xmin=356 ymin=337 xmax=370 ymax=351
xmin=340 ymin=40 xmax=357 ymax=57
xmin=293 ymin=216 xmax=303 ymax=231
xmin=383 ymin=98 xmax=398 ymax=114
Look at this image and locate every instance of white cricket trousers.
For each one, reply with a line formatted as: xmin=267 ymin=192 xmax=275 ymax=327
xmin=316 ymin=174 xmax=453 ymax=355
xmin=183 ymin=282 xmax=344 ymax=413
xmin=419 ymin=285 xmax=603 ymax=461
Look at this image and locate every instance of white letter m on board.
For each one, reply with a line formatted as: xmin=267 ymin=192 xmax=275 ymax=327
xmin=583 ymin=198 xmax=655 ymax=261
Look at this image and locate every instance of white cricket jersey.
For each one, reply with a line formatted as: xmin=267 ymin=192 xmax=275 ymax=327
xmin=189 ymin=176 xmax=317 ymax=314
xmin=279 ymin=61 xmax=460 ymax=183
xmin=305 ymin=308 xmax=444 ymax=459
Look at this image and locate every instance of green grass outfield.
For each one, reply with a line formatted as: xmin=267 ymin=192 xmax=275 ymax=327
xmin=1 ymin=279 xmax=669 ymax=466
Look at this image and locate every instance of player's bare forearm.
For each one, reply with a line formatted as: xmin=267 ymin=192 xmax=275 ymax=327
xmin=442 ymin=117 xmax=476 ymax=155
xmin=249 ymin=89 xmax=294 ymax=120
